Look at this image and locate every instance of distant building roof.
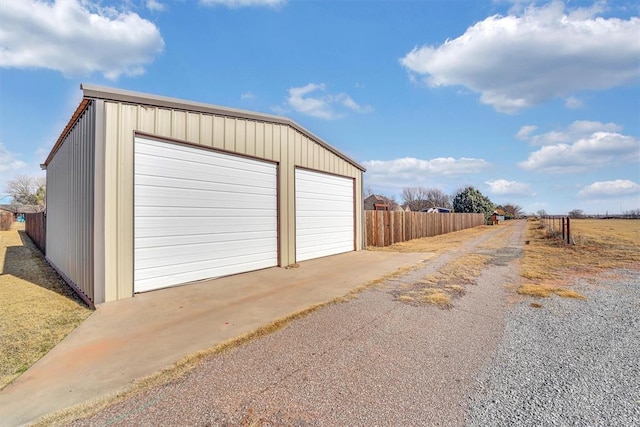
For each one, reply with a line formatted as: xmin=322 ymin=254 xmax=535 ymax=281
xmin=0 ymin=204 xmax=42 ymax=214
xmin=364 ymin=194 xmax=391 ymax=210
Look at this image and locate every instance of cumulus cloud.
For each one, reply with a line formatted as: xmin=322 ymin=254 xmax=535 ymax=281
xmin=200 ymin=0 xmax=285 ymax=7
xmin=363 ymin=157 xmax=490 ymax=176
xmin=519 ymin=131 xmax=640 ymax=173
xmin=146 ymin=0 xmax=166 ymax=12
xmin=362 ymin=157 xmax=490 ymax=190
xmin=0 ymin=0 xmax=164 ymax=80
xmin=517 ymin=120 xmax=624 ymax=146
xmin=286 ymin=83 xmax=372 ymax=120
xmin=577 ymin=180 xmax=640 ymax=198
xmin=400 ymin=1 xmax=640 ymax=113
xmin=485 ymin=179 xmax=533 ymax=196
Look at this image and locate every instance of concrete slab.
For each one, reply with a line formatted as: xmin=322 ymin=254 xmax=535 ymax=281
xmin=0 ymin=250 xmax=428 ymax=426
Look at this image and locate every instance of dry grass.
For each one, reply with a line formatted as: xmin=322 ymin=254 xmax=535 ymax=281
xmin=377 ymin=223 xmax=508 ymax=309
xmin=517 ymin=218 xmax=640 ymax=300
xmin=394 ymin=253 xmax=491 ymax=309
xmin=0 ymin=224 xmax=92 ymax=389
xmin=368 ymin=225 xmax=494 ymax=254
xmin=517 ymin=284 xmax=586 ymax=300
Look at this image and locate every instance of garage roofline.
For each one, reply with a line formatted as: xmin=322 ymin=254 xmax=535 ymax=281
xmin=44 ymin=84 xmax=366 ymax=171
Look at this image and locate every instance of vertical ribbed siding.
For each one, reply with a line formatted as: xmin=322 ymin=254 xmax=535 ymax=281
xmin=46 ymin=102 xmax=95 ymax=303
xmin=102 ymin=103 xmax=363 ymax=301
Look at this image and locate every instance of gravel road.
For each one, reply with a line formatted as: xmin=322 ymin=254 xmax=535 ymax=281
xmin=71 ymin=220 xmax=639 ymax=426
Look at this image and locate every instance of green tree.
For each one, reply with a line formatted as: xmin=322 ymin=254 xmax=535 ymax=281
xmin=452 ymin=186 xmax=494 ymax=220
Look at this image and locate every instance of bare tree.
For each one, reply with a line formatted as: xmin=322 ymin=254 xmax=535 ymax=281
xmin=5 ymin=175 xmax=46 ymax=211
xmin=379 ymin=194 xmax=399 ymax=211
xmin=497 ymin=203 xmax=524 ymax=218
xmin=402 ymin=187 xmax=451 ymax=211
xmin=568 ymin=209 xmax=585 ymax=219
xmin=365 ymin=185 xmax=374 ymax=198
xmin=623 ymin=208 xmax=640 ymax=218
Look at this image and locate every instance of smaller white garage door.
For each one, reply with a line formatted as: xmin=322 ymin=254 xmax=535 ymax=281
xmin=134 ymin=136 xmax=278 ymax=292
xmin=295 ymin=169 xmax=354 ymax=262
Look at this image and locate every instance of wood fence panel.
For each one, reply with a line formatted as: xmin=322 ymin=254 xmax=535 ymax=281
xmin=25 ymin=212 xmax=46 ymax=254
xmin=364 ymin=211 xmax=484 ymax=248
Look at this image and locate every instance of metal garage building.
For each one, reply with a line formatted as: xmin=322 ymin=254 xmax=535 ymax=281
xmin=43 ymin=84 xmax=365 ymax=306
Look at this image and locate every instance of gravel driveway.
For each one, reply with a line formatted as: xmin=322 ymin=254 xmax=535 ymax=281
xmin=71 ymin=220 xmax=639 ymax=426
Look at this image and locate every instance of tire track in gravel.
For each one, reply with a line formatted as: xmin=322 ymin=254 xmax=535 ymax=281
xmin=72 ymin=221 xmax=527 ymax=426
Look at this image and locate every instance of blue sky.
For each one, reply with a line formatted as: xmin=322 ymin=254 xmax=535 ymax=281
xmin=1 ymin=0 xmax=638 ymax=215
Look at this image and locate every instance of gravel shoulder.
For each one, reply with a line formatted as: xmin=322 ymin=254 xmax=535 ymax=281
xmin=72 ymin=221 xmax=527 ymax=426
xmin=467 ymin=267 xmax=640 ymax=427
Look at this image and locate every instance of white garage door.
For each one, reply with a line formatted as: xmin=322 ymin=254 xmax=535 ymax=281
xmin=295 ymin=168 xmax=354 ymax=262
xmin=134 ymin=136 xmax=278 ymax=292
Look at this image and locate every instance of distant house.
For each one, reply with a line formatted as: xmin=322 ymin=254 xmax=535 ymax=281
xmin=421 ymin=207 xmax=451 ymax=213
xmin=364 ymin=195 xmax=391 ymax=211
xmin=0 ymin=204 xmax=42 ymax=221
xmin=489 ymin=212 xmax=505 ymax=224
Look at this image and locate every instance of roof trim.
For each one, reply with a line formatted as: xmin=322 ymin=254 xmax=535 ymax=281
xmin=79 ymin=84 xmax=365 ymax=171
xmin=43 ymin=98 xmax=92 ymax=166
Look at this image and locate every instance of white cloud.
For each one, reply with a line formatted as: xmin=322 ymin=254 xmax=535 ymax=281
xmin=363 ymin=156 xmax=490 ymax=190
xmin=0 ymin=143 xmax=26 ymax=174
xmin=0 ymin=143 xmax=27 ymax=198
xmin=286 ymin=83 xmax=372 ymax=120
xmin=564 ymin=96 xmax=584 ymax=109
xmin=516 ymin=125 xmax=538 ymax=140
xmin=518 ymin=120 xmax=624 ymax=146
xmin=577 ymin=180 xmax=640 ymax=198
xmin=200 ymin=0 xmax=285 ymax=7
xmin=364 ymin=157 xmax=490 ymax=176
xmin=0 ymin=0 xmax=164 ymax=80
xmin=146 ymin=0 xmax=166 ymax=12
xmin=519 ymin=131 xmax=640 ymax=173
xmin=400 ymin=1 xmax=640 ymax=113
xmin=241 ymin=91 xmax=256 ymax=100
xmin=485 ymin=179 xmax=533 ymax=196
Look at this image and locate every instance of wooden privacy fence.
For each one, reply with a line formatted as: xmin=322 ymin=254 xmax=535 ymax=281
xmin=0 ymin=211 xmax=13 ymax=231
xmin=365 ymin=211 xmax=484 ymax=247
xmin=25 ymin=212 xmax=46 ymax=254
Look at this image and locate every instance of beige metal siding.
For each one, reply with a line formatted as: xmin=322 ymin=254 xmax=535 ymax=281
xmin=101 ymin=102 xmax=363 ymax=302
xmin=46 ymin=102 xmax=95 ymax=303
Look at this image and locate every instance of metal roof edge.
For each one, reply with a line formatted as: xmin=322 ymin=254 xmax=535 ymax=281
xmin=43 ymin=98 xmax=92 ymax=166
xmin=80 ymin=84 xmax=366 ymax=172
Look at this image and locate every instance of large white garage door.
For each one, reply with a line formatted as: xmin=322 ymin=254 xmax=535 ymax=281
xmin=295 ymin=168 xmax=354 ymax=262
xmin=134 ymin=136 xmax=278 ymax=292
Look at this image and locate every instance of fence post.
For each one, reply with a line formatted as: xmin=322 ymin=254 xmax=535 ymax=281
xmin=562 ymin=217 xmax=565 ymax=241
xmin=566 ymin=217 xmax=571 ymax=244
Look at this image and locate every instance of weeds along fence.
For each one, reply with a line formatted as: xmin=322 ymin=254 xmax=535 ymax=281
xmin=540 ymin=215 xmax=572 ymax=245
xmin=365 ymin=211 xmax=484 ymax=247
xmin=25 ymin=212 xmax=46 ymax=254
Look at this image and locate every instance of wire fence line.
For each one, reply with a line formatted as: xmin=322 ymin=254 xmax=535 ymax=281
xmin=539 ymin=215 xmax=572 ymax=245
